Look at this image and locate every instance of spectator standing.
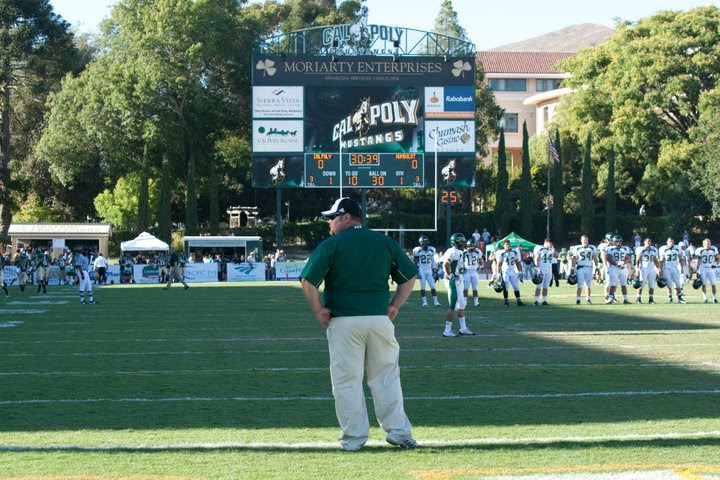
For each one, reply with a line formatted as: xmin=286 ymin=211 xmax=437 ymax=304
xmin=93 ymin=252 xmax=108 ymax=285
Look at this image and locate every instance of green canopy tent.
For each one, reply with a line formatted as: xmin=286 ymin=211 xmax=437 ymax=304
xmin=484 ymin=232 xmax=539 ymax=258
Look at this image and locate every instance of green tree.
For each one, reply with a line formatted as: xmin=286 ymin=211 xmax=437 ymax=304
xmin=520 ymin=121 xmax=532 ymax=237
xmin=551 ymin=129 xmax=564 ymax=242
xmin=0 ymin=0 xmax=78 ymax=232
xmin=157 ymin=152 xmax=173 ymax=243
xmin=495 ymin=128 xmax=509 ymax=236
xmin=605 ymin=147 xmax=616 ymax=233
xmin=433 ymin=0 xmax=469 ymax=44
xmin=580 ymin=132 xmax=593 ymax=235
xmin=94 ymin=174 xmax=159 ymax=228
xmin=559 ymin=6 xmax=720 ymax=220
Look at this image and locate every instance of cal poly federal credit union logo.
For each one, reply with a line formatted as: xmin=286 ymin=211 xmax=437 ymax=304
xmin=253 ymin=120 xmax=304 ymax=152
xmin=253 ymin=86 xmax=304 ymax=118
xmin=425 ymin=87 xmax=474 ymax=119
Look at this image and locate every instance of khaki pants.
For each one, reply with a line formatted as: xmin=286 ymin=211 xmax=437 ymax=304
xmin=326 ymin=315 xmax=413 ymax=450
xmin=166 ymin=265 xmax=187 ymax=288
xmin=36 ymin=266 xmax=47 ymax=283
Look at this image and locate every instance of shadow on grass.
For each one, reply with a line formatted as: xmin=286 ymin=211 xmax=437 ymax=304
xmin=2 ymin=283 xmax=720 ymax=432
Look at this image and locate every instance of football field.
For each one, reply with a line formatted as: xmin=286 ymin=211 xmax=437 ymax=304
xmin=2 ymin=279 xmax=720 ymax=479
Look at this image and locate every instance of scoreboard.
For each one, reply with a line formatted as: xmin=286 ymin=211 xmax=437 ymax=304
xmin=305 ymin=153 xmax=424 ymax=188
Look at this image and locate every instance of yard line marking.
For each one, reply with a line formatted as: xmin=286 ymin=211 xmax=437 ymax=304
xmin=0 ymin=309 xmax=47 ymax=314
xmin=3 ymin=389 xmax=720 ymax=405
xmin=3 ymin=362 xmax=720 ymax=377
xmin=2 ymin=431 xmax=720 ymax=452
xmin=7 ymin=301 xmax=68 ymax=306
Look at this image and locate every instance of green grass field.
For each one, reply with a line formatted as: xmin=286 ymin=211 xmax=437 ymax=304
xmin=2 ymin=278 xmax=720 ymax=479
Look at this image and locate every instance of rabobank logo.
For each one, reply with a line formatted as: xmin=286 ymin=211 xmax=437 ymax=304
xmin=444 ymin=87 xmax=475 ymax=112
xmin=424 ymin=86 xmax=474 ymax=119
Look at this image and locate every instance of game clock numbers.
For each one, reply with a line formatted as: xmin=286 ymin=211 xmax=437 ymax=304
xmin=304 ymin=153 xmax=424 ymax=188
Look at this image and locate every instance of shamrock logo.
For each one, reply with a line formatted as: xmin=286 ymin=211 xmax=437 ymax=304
xmin=256 ymin=59 xmax=277 ymax=77
xmin=451 ymin=60 xmax=472 ymax=78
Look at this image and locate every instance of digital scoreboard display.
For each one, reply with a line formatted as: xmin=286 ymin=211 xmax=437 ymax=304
xmin=305 ymin=153 xmax=424 ymax=188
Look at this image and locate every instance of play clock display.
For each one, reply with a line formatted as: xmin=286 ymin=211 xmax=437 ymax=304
xmin=305 ymin=152 xmax=424 ymax=188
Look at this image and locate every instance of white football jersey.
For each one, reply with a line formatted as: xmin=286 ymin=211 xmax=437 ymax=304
xmin=572 ymin=244 xmax=597 ymax=267
xmin=413 ymin=245 xmax=437 ymax=270
xmin=659 ymin=245 xmax=682 ymax=268
xmin=635 ymin=246 xmax=658 ymax=269
xmin=695 ymin=246 xmax=719 ymax=269
xmin=604 ymin=246 xmax=627 ymax=267
xmin=534 ymin=246 xmax=555 ymax=270
xmin=443 ymin=246 xmax=465 ymax=277
xmin=463 ymin=249 xmax=482 ymax=273
xmin=497 ymin=249 xmax=521 ymax=273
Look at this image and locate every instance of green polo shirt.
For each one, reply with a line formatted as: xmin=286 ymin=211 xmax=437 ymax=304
xmin=300 ymin=225 xmax=417 ymax=317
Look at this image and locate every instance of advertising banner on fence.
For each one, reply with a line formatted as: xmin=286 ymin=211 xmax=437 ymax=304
xmin=133 ymin=264 xmax=160 ymax=284
xmin=106 ymin=264 xmax=121 ymax=284
xmin=3 ymin=266 xmax=18 ymax=285
xmin=226 ymin=262 xmax=266 ymax=282
xmin=275 ymin=261 xmax=306 ymax=281
xmin=184 ymin=262 xmax=219 ymax=283
xmin=253 ymin=86 xmax=304 ymax=118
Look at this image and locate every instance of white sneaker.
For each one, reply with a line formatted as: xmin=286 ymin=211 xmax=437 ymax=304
xmin=459 ymin=328 xmax=475 ymax=336
xmin=434 ymin=301 xmax=442 ymax=306
xmin=443 ymin=331 xmax=458 ymax=337
xmin=422 ymin=302 xmax=428 ymax=307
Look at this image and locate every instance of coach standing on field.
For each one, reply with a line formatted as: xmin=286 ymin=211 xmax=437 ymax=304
xmin=300 ymin=197 xmax=419 ymax=452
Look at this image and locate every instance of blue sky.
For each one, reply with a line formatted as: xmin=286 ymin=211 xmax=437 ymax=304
xmin=51 ymin=0 xmax=720 ymax=50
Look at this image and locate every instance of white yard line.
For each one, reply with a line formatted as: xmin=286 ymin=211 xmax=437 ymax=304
xmin=2 ymin=430 xmax=720 ymax=452
xmin=3 ymin=388 xmax=720 ymax=406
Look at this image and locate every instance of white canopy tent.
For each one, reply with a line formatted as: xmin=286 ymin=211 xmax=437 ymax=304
xmin=120 ymin=232 xmax=169 ymax=252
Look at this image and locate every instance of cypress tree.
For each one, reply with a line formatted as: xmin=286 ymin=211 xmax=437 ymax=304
xmin=495 ymin=127 xmax=509 ymax=236
xmin=605 ymin=147 xmax=616 ymax=233
xmin=209 ymin=155 xmax=219 ymax=236
xmin=580 ymin=132 xmax=593 ymax=236
xmin=520 ymin=121 xmax=532 ymax=237
xmin=158 ymin=152 xmax=172 ymax=244
xmin=137 ymin=143 xmax=150 ymax=233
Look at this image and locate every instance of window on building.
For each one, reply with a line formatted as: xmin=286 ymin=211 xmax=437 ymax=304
xmin=500 ymin=113 xmax=519 ymax=133
xmin=489 ymin=79 xmax=527 ymax=92
xmin=536 ymin=79 xmax=563 ymax=92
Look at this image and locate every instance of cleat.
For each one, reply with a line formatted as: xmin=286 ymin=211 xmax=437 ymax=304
xmin=704 ymin=299 xmax=709 ymax=304
xmin=434 ymin=302 xmax=442 ymax=306
xmin=649 ymin=299 xmax=655 ymax=304
xmin=623 ymin=299 xmax=631 ymax=304
xmin=714 ymin=299 xmax=718 ymax=304
xmin=458 ymin=328 xmax=475 ymax=336
xmin=517 ymin=300 xmax=525 ymax=306
xmin=586 ymin=299 xmax=592 ymax=304
xmin=422 ymin=303 xmax=428 ymax=307
xmin=88 ymin=300 xmax=97 ymax=304
xmin=604 ymin=298 xmax=613 ymax=304
xmin=504 ymin=300 xmax=509 ymax=307
xmin=386 ymin=436 xmax=420 ymax=449
xmin=534 ymin=301 xmax=539 ymax=306
xmin=184 ymin=285 xmax=189 ymax=290
xmin=668 ymin=298 xmax=673 ymax=304
xmin=678 ymin=297 xmax=687 ymax=304
xmin=443 ymin=331 xmax=458 ymax=337
xmin=576 ymin=299 xmax=581 ymax=305
xmin=541 ymin=301 xmax=549 ymax=306
xmin=80 ymin=300 xmax=85 ymax=304
xmin=636 ymin=298 xmax=642 ymax=304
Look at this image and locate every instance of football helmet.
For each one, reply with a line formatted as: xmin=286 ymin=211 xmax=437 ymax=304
xmin=466 ymin=237 xmax=476 ymax=249
xmin=632 ymin=278 xmax=642 ymax=289
xmin=656 ymin=276 xmax=667 ymax=288
xmin=418 ymin=235 xmax=429 ymax=247
xmin=693 ymin=276 xmax=703 ymax=290
xmin=531 ymin=271 xmax=543 ymax=285
xmin=605 ymin=232 xmax=614 ymax=242
xmin=450 ymin=233 xmax=466 ymax=249
xmin=493 ymin=279 xmax=505 ymax=293
xmin=567 ymin=273 xmax=578 ymax=285
xmin=613 ymin=234 xmax=623 ymax=244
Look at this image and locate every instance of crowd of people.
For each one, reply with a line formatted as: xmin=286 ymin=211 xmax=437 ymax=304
xmin=411 ymin=231 xmax=720 ymax=337
xmin=0 ymin=243 xmax=100 ymax=303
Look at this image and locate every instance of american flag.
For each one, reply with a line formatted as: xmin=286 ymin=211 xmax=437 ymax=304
xmin=548 ymin=136 xmax=560 ymax=163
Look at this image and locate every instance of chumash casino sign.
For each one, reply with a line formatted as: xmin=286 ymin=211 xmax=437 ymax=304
xmin=251 ymin=32 xmax=477 ymax=189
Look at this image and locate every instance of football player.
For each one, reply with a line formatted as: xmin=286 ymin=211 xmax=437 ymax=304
xmin=462 ymin=237 xmax=482 ymax=307
xmin=635 ymin=237 xmax=659 ymax=303
xmin=597 ymin=233 xmax=614 ymax=295
xmin=694 ymin=238 xmax=719 ymax=303
xmin=658 ymin=237 xmax=686 ymax=303
xmin=496 ymin=239 xmax=524 ymax=307
xmin=412 ymin=235 xmax=441 ymax=307
xmin=75 ymin=247 xmax=96 ymax=304
xmin=34 ymin=244 xmax=51 ymax=294
xmin=14 ymin=248 xmax=29 ymax=293
xmin=603 ymin=234 xmax=631 ymax=304
xmin=442 ymin=233 xmax=474 ymax=337
xmin=0 ymin=250 xmax=10 ymax=297
xmin=533 ymin=238 xmax=557 ymax=305
xmin=570 ymin=234 xmax=597 ymax=304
